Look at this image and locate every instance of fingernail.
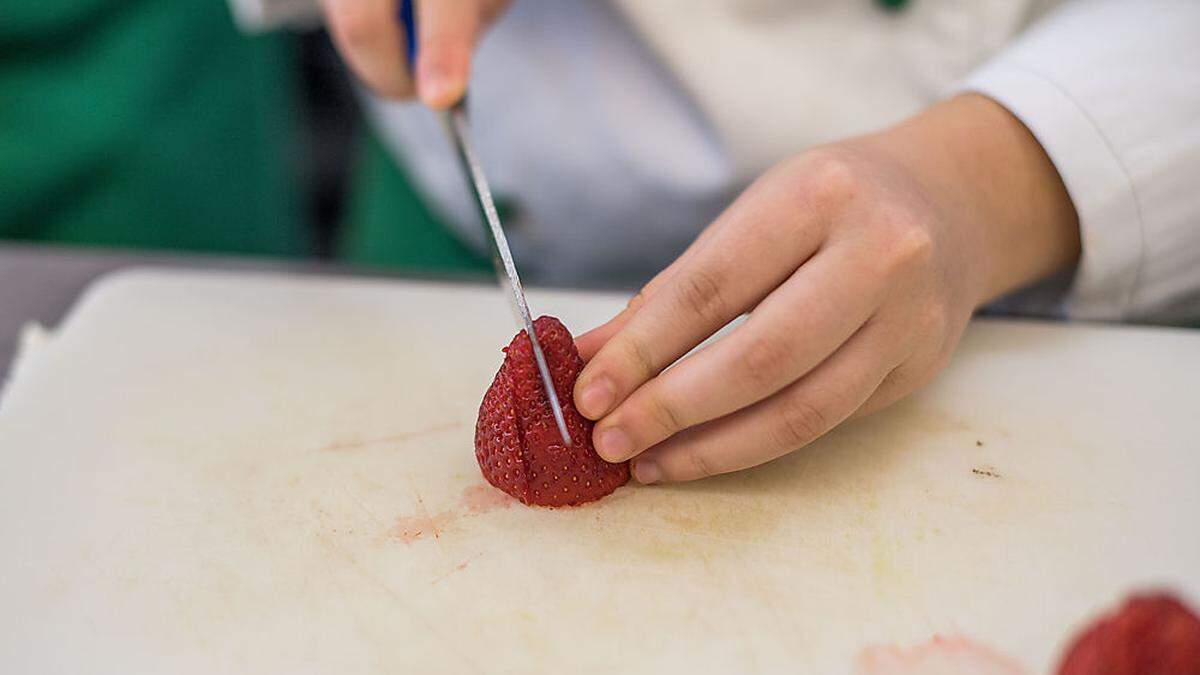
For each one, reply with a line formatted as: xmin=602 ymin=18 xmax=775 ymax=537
xmin=595 ymin=426 xmax=632 ymax=462
xmin=419 ymin=68 xmax=455 ymax=107
xmin=633 ymin=460 xmax=661 ymax=485
xmin=577 ymin=378 xmax=615 ymax=419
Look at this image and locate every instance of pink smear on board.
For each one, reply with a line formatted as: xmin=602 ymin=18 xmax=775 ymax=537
xmin=462 ymin=483 xmax=516 ymax=514
xmin=856 ymin=635 xmax=1029 ymax=675
xmin=430 ymin=553 xmax=485 ymax=586
xmin=389 ymin=484 xmax=515 ymax=544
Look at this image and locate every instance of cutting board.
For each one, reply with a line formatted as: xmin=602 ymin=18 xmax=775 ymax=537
xmin=1 ymin=269 xmax=1197 ymax=674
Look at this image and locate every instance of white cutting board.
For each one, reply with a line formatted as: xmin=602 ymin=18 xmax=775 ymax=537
xmin=1 ymin=269 xmax=1197 ymax=674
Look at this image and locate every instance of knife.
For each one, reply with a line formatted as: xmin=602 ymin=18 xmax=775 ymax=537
xmin=398 ymin=0 xmax=573 ymax=447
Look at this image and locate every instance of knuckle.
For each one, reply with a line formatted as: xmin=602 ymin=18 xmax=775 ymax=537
xmin=775 ymin=395 xmax=830 ymax=449
xmin=883 ymin=362 xmax=934 ymax=400
xmin=736 ymin=332 xmax=792 ymax=392
xmin=626 ymin=288 xmax=649 ymax=313
xmin=645 ymin=392 xmax=687 ymax=436
xmin=673 ymin=268 xmax=727 ymax=323
xmin=799 ymin=150 xmax=862 ymax=206
xmin=619 ymin=335 xmax=659 ymax=381
xmin=420 ymin=33 xmax=457 ymax=58
xmin=878 ymin=213 xmax=934 ymax=273
xmin=683 ymin=447 xmax=716 ymax=480
xmin=876 ymin=367 xmax=905 ymax=397
xmin=329 ymin=3 xmax=382 ymax=50
xmin=372 ymin=77 xmax=415 ymax=99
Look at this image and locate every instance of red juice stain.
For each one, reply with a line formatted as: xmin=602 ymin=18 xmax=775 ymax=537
xmin=389 ymin=511 xmax=455 ymax=544
xmin=461 ymin=483 xmax=516 ymax=514
xmin=387 ymin=484 xmax=515 ymax=544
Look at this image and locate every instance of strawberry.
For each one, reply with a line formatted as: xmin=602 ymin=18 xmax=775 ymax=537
xmin=474 ymin=316 xmax=629 ymax=507
xmin=1057 ymin=592 xmax=1200 ymax=675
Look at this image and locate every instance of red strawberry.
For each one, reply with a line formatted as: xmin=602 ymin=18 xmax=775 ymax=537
xmin=1057 ymin=592 xmax=1200 ymax=675
xmin=474 ymin=316 xmax=629 ymax=507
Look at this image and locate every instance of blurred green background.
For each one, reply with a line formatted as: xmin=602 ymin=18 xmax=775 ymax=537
xmin=0 ymin=0 xmax=488 ymax=274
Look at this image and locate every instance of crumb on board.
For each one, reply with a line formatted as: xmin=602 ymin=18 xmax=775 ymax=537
xmin=971 ymin=466 xmax=1001 ymax=479
xmin=976 ymin=440 xmax=984 ymax=447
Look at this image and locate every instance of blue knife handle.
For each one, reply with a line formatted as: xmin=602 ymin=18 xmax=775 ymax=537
xmin=399 ymin=0 xmax=417 ymax=73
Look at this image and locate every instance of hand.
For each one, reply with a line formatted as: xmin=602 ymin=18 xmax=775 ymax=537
xmin=320 ymin=0 xmax=511 ymax=108
xmin=573 ymin=94 xmax=1081 ymax=484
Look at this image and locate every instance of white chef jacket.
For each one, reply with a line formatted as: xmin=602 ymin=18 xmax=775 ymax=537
xmin=234 ymin=0 xmax=1200 ymax=325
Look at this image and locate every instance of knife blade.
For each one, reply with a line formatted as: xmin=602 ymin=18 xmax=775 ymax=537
xmin=399 ymin=0 xmax=573 ymax=448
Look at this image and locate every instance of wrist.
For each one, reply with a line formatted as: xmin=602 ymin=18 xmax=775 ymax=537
xmin=875 ymin=94 xmax=1081 ymax=307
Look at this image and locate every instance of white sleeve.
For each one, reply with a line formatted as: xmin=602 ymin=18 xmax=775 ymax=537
xmin=226 ymin=0 xmax=320 ymax=32
xmin=962 ymin=0 xmax=1200 ymax=324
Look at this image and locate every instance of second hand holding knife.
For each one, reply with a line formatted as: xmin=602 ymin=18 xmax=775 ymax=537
xmin=398 ymin=0 xmax=573 ymax=447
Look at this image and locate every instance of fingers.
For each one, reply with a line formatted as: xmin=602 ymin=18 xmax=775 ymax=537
xmin=575 ymin=251 xmax=690 ymax=361
xmin=574 ymin=173 xmax=829 ymax=422
xmin=851 ymin=337 xmax=950 ymax=420
xmin=323 ymin=0 xmax=502 ymax=106
xmin=849 ymin=365 xmax=912 ymax=420
xmin=575 ymin=217 xmax=725 ymax=361
xmin=322 ymin=0 xmax=414 ymax=98
xmin=630 ymin=320 xmax=899 ymax=484
xmin=591 ymin=243 xmax=884 ymax=463
xmin=413 ymin=0 xmax=484 ymax=108
xmin=575 ymin=268 xmax=674 ymax=363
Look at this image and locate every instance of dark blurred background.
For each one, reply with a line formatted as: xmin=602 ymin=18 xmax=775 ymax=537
xmin=298 ymin=29 xmax=358 ymax=260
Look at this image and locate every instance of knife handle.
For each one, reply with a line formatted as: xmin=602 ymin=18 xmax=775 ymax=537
xmin=399 ymin=0 xmax=418 ymax=74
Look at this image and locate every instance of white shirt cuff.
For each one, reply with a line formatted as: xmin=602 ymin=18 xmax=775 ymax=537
xmin=963 ymin=61 xmax=1143 ymax=321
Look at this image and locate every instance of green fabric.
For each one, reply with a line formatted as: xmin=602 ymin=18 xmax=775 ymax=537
xmin=338 ymin=130 xmax=488 ymax=273
xmin=0 ymin=0 xmax=308 ymax=256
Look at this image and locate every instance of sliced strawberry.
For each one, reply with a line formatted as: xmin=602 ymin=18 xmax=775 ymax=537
xmin=474 ymin=316 xmax=629 ymax=507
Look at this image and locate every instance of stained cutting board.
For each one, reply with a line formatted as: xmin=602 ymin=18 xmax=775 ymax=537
xmin=1 ymin=269 xmax=1197 ymax=674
